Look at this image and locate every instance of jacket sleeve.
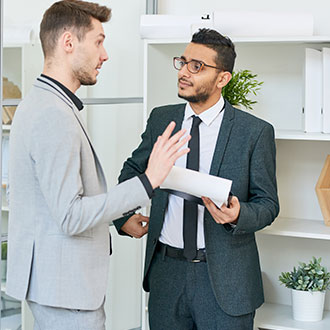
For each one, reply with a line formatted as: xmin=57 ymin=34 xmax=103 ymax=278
xmin=31 ymin=106 xmax=150 ymax=236
xmin=232 ymin=123 xmax=280 ymax=235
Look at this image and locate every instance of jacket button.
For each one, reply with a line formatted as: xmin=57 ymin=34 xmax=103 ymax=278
xmin=152 ymin=239 xmax=157 ymax=245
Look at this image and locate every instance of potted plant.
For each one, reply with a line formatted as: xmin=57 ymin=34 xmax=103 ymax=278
xmin=222 ymin=69 xmax=263 ymax=110
xmin=1 ymin=241 xmax=7 ymax=282
xmin=279 ymin=257 xmax=330 ymax=322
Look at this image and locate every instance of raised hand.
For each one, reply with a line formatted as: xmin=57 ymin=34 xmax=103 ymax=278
xmin=145 ymin=121 xmax=190 ymax=189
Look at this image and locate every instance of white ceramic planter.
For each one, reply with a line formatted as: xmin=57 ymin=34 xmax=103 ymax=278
xmin=291 ymin=289 xmax=325 ymax=322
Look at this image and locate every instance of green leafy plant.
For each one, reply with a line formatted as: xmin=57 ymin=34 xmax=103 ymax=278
xmin=279 ymin=257 xmax=330 ymax=292
xmin=1 ymin=241 xmax=7 ymax=261
xmin=222 ymin=69 xmax=263 ymax=110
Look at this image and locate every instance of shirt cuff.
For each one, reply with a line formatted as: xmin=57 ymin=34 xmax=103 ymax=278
xmin=138 ymin=173 xmax=154 ymax=199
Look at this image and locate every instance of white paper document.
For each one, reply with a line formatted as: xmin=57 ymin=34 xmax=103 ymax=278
xmin=160 ymin=166 xmax=232 ymax=208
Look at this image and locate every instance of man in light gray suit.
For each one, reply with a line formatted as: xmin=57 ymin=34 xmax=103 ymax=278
xmin=5 ymin=1 xmax=190 ymax=329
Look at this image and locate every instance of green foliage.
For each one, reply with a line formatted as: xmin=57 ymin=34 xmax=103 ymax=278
xmin=279 ymin=257 xmax=330 ymax=292
xmin=222 ymin=69 xmax=263 ymax=110
xmin=1 ymin=241 xmax=7 ymax=260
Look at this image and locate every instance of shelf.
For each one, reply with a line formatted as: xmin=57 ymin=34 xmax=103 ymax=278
xmin=255 ymin=303 xmax=330 ymax=330
xmin=2 ymin=125 xmax=11 ymax=131
xmin=259 ymin=217 xmax=330 ymax=240
xmin=145 ymin=36 xmax=330 ymax=45
xmin=2 ymin=205 xmax=9 ymax=212
xmin=275 ymin=130 xmax=330 ymax=141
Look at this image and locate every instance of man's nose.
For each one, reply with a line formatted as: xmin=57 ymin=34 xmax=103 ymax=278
xmin=101 ymin=46 xmax=109 ymax=62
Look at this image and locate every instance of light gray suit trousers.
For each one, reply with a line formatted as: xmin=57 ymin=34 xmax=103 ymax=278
xmin=28 ymin=300 xmax=106 ymax=330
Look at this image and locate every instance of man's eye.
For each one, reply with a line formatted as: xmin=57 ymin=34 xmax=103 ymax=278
xmin=178 ymin=60 xmax=185 ymax=67
xmin=192 ymin=61 xmax=201 ymax=71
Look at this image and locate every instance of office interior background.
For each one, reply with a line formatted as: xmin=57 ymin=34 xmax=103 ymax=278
xmin=2 ymin=0 xmax=330 ymax=329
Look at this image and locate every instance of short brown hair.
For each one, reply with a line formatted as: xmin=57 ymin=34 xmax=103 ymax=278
xmin=40 ymin=0 xmax=111 ymax=58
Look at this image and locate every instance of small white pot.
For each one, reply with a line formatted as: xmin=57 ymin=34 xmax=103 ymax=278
xmin=291 ymin=289 xmax=325 ymax=322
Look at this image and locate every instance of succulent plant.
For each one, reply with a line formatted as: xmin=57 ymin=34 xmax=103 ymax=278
xmin=279 ymin=257 xmax=330 ymax=292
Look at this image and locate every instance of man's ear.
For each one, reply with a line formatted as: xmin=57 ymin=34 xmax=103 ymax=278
xmin=217 ymin=71 xmax=232 ymax=89
xmin=60 ymin=31 xmax=75 ymax=53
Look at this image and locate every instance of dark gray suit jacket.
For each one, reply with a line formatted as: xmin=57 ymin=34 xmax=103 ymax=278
xmin=114 ymin=101 xmax=279 ymax=316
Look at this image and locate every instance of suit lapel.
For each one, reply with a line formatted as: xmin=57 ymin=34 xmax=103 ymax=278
xmin=34 ymin=77 xmax=107 ymax=190
xmin=209 ymin=101 xmax=235 ymax=176
xmin=171 ymin=103 xmax=186 ymax=134
xmin=157 ymin=104 xmax=186 ymax=215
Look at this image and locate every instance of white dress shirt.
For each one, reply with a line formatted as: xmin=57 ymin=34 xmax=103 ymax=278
xmin=159 ymin=97 xmax=225 ymax=249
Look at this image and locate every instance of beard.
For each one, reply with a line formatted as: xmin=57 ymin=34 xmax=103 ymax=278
xmin=177 ymin=76 xmax=217 ymax=103
xmin=73 ymin=68 xmax=97 ymax=86
xmin=178 ymin=90 xmax=210 ymax=103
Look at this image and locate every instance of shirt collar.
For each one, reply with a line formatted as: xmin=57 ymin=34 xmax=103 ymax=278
xmin=40 ymin=74 xmax=84 ymax=111
xmin=184 ymin=96 xmax=225 ymax=126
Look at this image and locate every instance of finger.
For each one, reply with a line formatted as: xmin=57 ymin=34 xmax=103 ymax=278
xmin=140 ymin=224 xmax=149 ymax=236
xmin=167 ymin=128 xmax=187 ymax=145
xmin=161 ymin=129 xmax=188 ymax=154
xmin=202 ymin=197 xmax=226 ymax=224
xmin=141 ymin=216 xmax=149 ymax=223
xmin=170 ymin=147 xmax=190 ymax=163
xmin=167 ymin=135 xmax=191 ymax=156
xmin=202 ymin=196 xmax=211 ymax=205
xmin=149 ymin=136 xmax=161 ymax=156
xmin=230 ymin=196 xmax=239 ymax=207
xmin=160 ymin=121 xmax=176 ymax=141
xmin=203 ymin=200 xmax=219 ymax=220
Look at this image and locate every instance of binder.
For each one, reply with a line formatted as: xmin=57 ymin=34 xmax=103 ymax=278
xmin=303 ymin=48 xmax=322 ymax=133
xmin=322 ymin=48 xmax=330 ymax=133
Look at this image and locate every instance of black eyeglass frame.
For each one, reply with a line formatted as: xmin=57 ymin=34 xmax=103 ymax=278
xmin=173 ymin=56 xmax=223 ymax=74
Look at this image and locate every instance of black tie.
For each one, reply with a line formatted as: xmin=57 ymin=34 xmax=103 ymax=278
xmin=183 ymin=115 xmax=202 ymax=260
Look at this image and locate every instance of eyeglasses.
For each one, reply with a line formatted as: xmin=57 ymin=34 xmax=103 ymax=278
xmin=173 ymin=57 xmax=222 ymax=74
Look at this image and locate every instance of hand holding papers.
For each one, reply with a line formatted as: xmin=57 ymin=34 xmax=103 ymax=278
xmin=160 ymin=166 xmax=232 ymax=208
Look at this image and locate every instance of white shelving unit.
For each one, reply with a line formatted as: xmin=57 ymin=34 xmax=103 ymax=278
xmin=1 ymin=43 xmax=42 ymax=330
xmin=143 ymin=35 xmax=330 ymax=330
xmin=255 ymin=303 xmax=330 ymax=330
xmin=260 ymin=217 xmax=330 ymax=240
xmin=275 ymin=130 xmax=330 ymax=141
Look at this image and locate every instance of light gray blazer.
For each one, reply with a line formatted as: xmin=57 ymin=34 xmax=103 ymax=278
xmin=6 ymin=76 xmax=150 ymax=310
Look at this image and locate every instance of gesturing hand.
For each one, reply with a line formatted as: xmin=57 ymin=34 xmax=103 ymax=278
xmin=145 ymin=121 xmax=190 ymax=189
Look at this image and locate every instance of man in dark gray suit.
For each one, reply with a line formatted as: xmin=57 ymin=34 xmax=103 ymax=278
xmin=6 ymin=1 xmax=190 ymax=329
xmin=114 ymin=29 xmax=279 ymax=329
